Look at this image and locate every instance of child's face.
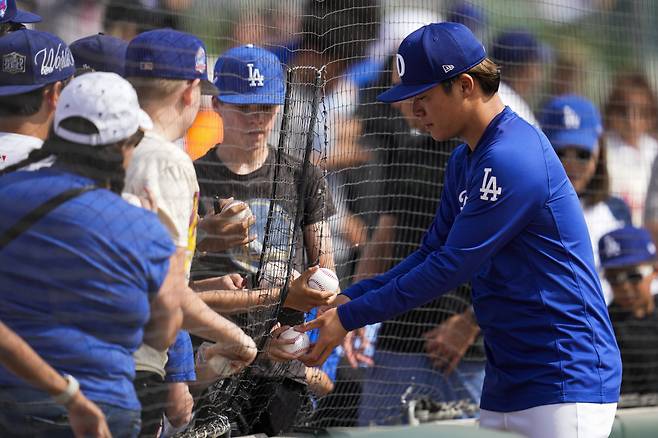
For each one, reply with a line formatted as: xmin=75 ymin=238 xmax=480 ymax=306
xmin=214 ymin=100 xmax=279 ymax=150
xmin=605 ymin=263 xmax=656 ymax=317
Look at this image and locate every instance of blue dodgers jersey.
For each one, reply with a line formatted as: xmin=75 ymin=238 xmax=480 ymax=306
xmin=0 ymin=169 xmax=174 ymax=410
xmin=338 ymin=107 xmax=621 ymax=412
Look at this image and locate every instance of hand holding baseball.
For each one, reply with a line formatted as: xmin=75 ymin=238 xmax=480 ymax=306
xmin=285 ymin=266 xmax=339 ymax=312
xmin=197 ymin=197 xmax=256 ymax=252
xmin=296 ymin=307 xmax=348 ymax=367
xmin=266 ymin=324 xmax=310 ymax=362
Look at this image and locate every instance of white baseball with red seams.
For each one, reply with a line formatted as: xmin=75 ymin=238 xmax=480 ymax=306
xmin=307 ymin=267 xmax=339 ymax=292
xmin=279 ymin=327 xmax=310 ymax=355
xmin=220 ymin=200 xmax=252 ymax=222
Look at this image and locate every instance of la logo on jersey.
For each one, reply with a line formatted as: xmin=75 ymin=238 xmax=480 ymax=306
xmin=479 ymin=168 xmax=501 ymax=201
xmin=247 ymin=63 xmax=264 ymax=87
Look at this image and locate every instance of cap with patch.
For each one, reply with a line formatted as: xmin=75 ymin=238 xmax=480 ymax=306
xmin=0 ymin=29 xmax=74 ymax=97
xmin=377 ymin=22 xmax=486 ymax=103
xmin=70 ymin=33 xmax=127 ymax=76
xmin=599 ymin=226 xmax=657 ymax=269
xmin=214 ymin=44 xmax=285 ymax=105
xmin=540 ymin=94 xmax=603 ymax=152
xmin=125 ymin=29 xmax=218 ymax=95
xmin=54 ymin=72 xmax=153 ymax=146
xmin=0 ymin=0 xmax=41 ymax=24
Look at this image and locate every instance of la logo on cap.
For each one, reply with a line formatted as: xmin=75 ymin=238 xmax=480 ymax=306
xmin=563 ymin=105 xmax=581 ymax=129
xmin=602 ymin=235 xmax=621 ymax=258
xmin=247 ymin=63 xmax=264 ymax=87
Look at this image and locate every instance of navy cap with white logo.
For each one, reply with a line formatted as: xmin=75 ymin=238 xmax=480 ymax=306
xmin=0 ymin=0 xmax=41 ymax=24
xmin=70 ymin=33 xmax=127 ymax=76
xmin=125 ymin=29 xmax=218 ymax=95
xmin=0 ymin=29 xmax=75 ymax=97
xmin=599 ymin=226 xmax=657 ymax=269
xmin=214 ymin=44 xmax=285 ymax=105
xmin=377 ymin=22 xmax=486 ymax=103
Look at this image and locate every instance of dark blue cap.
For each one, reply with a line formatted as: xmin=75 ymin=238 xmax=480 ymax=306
xmin=0 ymin=0 xmax=41 ymax=24
xmin=70 ymin=34 xmax=127 ymax=76
xmin=540 ymin=94 xmax=603 ymax=152
xmin=214 ymin=44 xmax=285 ymax=105
xmin=492 ymin=30 xmax=542 ymax=66
xmin=0 ymin=29 xmax=74 ymax=97
xmin=448 ymin=2 xmax=487 ymax=35
xmin=377 ymin=22 xmax=486 ymax=103
xmin=599 ymin=226 xmax=657 ymax=268
xmin=125 ymin=29 xmax=218 ymax=95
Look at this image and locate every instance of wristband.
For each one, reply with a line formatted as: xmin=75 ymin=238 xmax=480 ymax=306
xmin=52 ymin=374 xmax=79 ymax=406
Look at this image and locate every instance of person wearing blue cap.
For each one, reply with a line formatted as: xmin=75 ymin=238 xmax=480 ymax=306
xmin=123 ymin=28 xmax=258 ymax=437
xmin=0 ymin=29 xmax=74 ymax=171
xmin=541 ymin=94 xmax=632 ymax=304
xmin=299 ymin=22 xmax=621 ymax=438
xmin=69 ymin=33 xmax=128 ymax=76
xmin=0 ymin=0 xmax=41 ymax=35
xmin=599 ymin=226 xmax=658 ymax=396
xmin=491 ymin=29 xmax=546 ymax=127
xmin=191 ymin=43 xmax=338 ymax=435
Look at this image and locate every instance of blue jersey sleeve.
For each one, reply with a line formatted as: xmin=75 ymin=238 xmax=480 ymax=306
xmin=164 ymin=331 xmax=196 ymax=383
xmin=341 ymin=152 xmax=461 ymax=302
xmin=338 ymin=142 xmax=548 ymax=331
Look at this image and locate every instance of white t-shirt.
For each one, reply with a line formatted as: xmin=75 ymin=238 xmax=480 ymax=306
xmin=498 ymin=82 xmax=539 ymax=127
xmin=605 ymin=131 xmax=658 ymax=226
xmin=0 ymin=132 xmax=51 ymax=170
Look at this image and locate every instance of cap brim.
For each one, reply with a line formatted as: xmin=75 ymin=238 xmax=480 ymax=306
xmin=0 ymin=83 xmax=44 ymax=97
xmin=138 ymin=109 xmax=153 ymax=131
xmin=601 ymin=255 xmax=656 ymax=269
xmin=218 ymin=93 xmax=284 ymax=105
xmin=201 ymin=79 xmax=218 ymax=96
xmin=377 ymin=81 xmax=441 ymax=103
xmin=550 ymin=130 xmax=599 ymax=152
xmin=12 ymin=10 xmax=42 ymax=23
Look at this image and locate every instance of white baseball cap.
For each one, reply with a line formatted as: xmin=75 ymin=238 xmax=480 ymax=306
xmin=54 ymin=71 xmax=152 ymax=146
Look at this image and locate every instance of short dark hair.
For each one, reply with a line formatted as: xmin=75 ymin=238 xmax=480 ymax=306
xmin=0 ymin=85 xmax=50 ymax=117
xmin=442 ymin=58 xmax=501 ymax=96
xmin=300 ymin=0 xmax=381 ymax=63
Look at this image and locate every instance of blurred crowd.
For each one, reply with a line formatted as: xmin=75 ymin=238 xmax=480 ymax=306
xmin=2 ymin=0 xmax=658 ymax=437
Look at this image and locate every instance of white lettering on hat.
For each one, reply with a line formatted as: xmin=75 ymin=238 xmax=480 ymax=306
xmin=34 ymin=44 xmax=74 ymax=76
xmin=2 ymin=52 xmax=26 ymax=75
xmin=442 ymin=64 xmax=455 ymax=73
xmin=602 ymin=235 xmax=621 ymax=259
xmin=247 ymin=63 xmax=264 ymax=87
xmin=396 ymin=53 xmax=405 ymax=78
xmin=563 ymin=105 xmax=581 ymax=129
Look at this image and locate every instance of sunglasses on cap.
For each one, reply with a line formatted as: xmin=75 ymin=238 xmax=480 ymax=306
xmin=605 ymin=265 xmax=654 ymax=286
xmin=556 ymin=149 xmax=592 ymax=161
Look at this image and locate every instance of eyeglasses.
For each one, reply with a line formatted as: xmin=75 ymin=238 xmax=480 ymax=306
xmin=556 ymin=149 xmax=592 ymax=161
xmin=605 ymin=265 xmax=654 ymax=286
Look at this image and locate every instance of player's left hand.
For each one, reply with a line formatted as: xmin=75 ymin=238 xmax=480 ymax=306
xmin=265 ymin=324 xmax=303 ymax=362
xmin=296 ymin=307 xmax=348 ymax=367
xmin=423 ymin=311 xmax=480 ymax=375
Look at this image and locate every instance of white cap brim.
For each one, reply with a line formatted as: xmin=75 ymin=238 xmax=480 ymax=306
xmin=138 ymin=109 xmax=153 ymax=132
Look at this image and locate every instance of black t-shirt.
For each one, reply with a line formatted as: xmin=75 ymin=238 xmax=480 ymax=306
xmin=193 ymin=145 xmax=335 ymax=327
xmin=609 ymin=296 xmax=658 ymax=395
xmin=372 ymin=131 xmax=484 ymax=358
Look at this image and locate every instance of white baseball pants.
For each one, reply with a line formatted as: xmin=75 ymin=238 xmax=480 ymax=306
xmin=480 ymin=402 xmax=617 ymax=438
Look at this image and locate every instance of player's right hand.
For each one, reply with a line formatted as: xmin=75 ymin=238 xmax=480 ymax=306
xmin=197 ymin=197 xmax=256 ymax=253
xmin=296 ymin=307 xmax=348 ymax=367
xmin=284 ymin=266 xmax=337 ymax=312
xmin=265 ymin=324 xmax=302 ymax=362
xmin=67 ymin=391 xmax=112 ymax=438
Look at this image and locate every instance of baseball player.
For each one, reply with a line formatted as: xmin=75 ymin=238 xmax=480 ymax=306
xmin=299 ymin=22 xmax=621 ymax=438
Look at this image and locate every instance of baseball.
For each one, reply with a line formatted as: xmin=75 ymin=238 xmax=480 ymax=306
xmin=307 ymin=268 xmax=339 ymax=292
xmin=220 ymin=200 xmax=252 ymax=222
xmin=259 ymin=261 xmax=301 ymax=288
xmin=279 ymin=327 xmax=310 ymax=356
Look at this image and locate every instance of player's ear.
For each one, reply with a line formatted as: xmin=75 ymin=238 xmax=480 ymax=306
xmin=458 ymin=73 xmax=476 ymax=97
xmin=182 ymin=79 xmax=201 ymax=106
xmin=45 ymin=80 xmax=64 ymax=112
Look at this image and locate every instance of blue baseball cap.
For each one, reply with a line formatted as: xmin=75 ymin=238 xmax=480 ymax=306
xmin=599 ymin=226 xmax=657 ymax=269
xmin=125 ymin=29 xmax=218 ymax=95
xmin=492 ymin=30 xmax=543 ymax=66
xmin=0 ymin=0 xmax=41 ymax=24
xmin=0 ymin=29 xmax=74 ymax=97
xmin=214 ymin=44 xmax=285 ymax=105
xmin=540 ymin=94 xmax=603 ymax=152
xmin=377 ymin=22 xmax=486 ymax=103
xmin=70 ymin=33 xmax=127 ymax=76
